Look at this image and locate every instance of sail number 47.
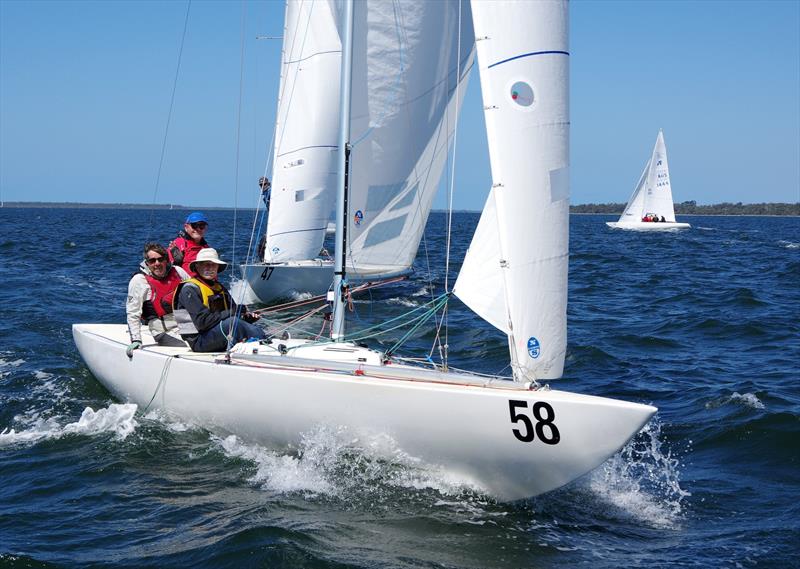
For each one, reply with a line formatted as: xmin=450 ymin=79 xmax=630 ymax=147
xmin=508 ymin=400 xmax=561 ymax=445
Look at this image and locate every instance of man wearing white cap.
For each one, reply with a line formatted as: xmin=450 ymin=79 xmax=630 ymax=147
xmin=168 ymin=211 xmax=211 ymax=277
xmin=173 ymin=248 xmax=266 ymax=352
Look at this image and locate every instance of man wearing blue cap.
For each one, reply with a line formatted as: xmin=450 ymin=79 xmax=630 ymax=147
xmin=168 ymin=211 xmax=211 ymax=277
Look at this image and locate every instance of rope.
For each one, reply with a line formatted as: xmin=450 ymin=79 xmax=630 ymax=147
xmin=226 ymin=0 xmax=250 ymax=351
xmin=385 ymin=294 xmax=449 ymax=356
xmin=345 ymin=293 xmax=449 ymax=343
xmin=142 ymin=355 xmax=175 ymax=414
xmin=147 ymin=0 xmax=192 ymax=236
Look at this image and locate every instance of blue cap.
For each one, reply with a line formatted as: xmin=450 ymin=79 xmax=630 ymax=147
xmin=185 ymin=212 xmax=208 ymax=224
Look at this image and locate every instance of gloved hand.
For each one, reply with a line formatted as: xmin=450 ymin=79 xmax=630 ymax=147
xmin=126 ymin=340 xmax=142 ymax=358
xmin=243 ymin=311 xmax=260 ymax=323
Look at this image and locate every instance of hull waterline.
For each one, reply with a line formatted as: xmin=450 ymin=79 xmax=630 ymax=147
xmin=73 ymin=323 xmax=656 ymax=501
xmin=606 ymin=221 xmax=691 ymax=230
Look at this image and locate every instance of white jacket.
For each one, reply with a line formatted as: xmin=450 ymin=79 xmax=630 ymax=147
xmin=126 ymin=262 xmax=190 ymax=343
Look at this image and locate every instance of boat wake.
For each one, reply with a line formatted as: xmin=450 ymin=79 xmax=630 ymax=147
xmin=0 ymin=403 xmax=138 ymax=447
xmin=214 ymin=424 xmax=484 ymax=501
xmin=585 ymin=417 xmax=690 ymax=529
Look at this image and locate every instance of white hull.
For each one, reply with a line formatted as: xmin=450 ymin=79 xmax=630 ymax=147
xmin=73 ymin=323 xmax=656 ymax=501
xmin=240 ymin=260 xmax=411 ymax=305
xmin=606 ymin=221 xmax=691 ymax=231
xmin=240 ymin=261 xmax=334 ymax=304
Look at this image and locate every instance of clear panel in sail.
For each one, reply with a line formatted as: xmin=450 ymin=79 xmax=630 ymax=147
xmin=460 ymin=0 xmax=569 ymax=380
xmin=264 ymin=1 xmax=340 ymax=262
xmin=344 ymin=0 xmax=475 ymax=278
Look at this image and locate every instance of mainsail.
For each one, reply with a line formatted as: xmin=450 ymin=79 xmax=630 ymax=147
xmin=454 ymin=0 xmax=570 ymax=381
xmin=263 ymin=1 xmax=341 ymax=262
xmin=344 ymin=0 xmax=475 ymax=278
xmin=618 ymin=130 xmax=677 ymax=223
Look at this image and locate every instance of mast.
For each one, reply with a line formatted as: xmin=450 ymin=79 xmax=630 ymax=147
xmin=331 ymin=0 xmax=354 ymax=341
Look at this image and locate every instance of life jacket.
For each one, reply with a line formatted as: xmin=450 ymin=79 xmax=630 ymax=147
xmin=168 ymin=234 xmax=208 ymax=275
xmin=173 ymin=278 xmax=231 ymax=337
xmin=184 ymin=277 xmax=229 ymax=312
xmin=143 ymin=268 xmax=184 ymax=319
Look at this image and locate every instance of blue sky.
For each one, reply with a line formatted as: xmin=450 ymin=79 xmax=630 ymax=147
xmin=1 ymin=0 xmax=798 ymax=210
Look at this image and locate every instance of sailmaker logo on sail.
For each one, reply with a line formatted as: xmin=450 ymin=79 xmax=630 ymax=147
xmin=527 ymin=337 xmax=541 ymax=359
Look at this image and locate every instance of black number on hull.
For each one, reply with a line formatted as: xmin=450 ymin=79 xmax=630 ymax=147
xmin=260 ymin=267 xmax=275 ymax=281
xmin=509 ymin=400 xmax=535 ymax=442
xmin=508 ymin=400 xmax=560 ymax=445
xmin=532 ymin=401 xmax=561 ymax=445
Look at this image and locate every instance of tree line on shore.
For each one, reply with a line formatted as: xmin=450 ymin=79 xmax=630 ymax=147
xmin=570 ymin=201 xmax=799 ymax=216
xmin=3 ymin=200 xmax=799 ymax=215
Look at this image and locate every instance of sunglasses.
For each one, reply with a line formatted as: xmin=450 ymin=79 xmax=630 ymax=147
xmin=190 ymin=222 xmax=208 ymax=230
xmin=145 ymin=256 xmax=167 ymax=265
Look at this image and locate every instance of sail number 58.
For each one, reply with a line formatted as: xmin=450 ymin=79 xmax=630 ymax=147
xmin=508 ymin=400 xmax=561 ymax=445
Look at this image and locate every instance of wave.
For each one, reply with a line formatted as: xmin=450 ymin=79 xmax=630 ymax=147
xmin=214 ymin=425 xmax=484 ymax=501
xmin=705 ymin=391 xmax=765 ymax=410
xmin=777 ymin=240 xmax=799 ymax=249
xmin=585 ymin=418 xmax=690 ymax=530
xmin=0 ymin=403 xmax=138 ymax=447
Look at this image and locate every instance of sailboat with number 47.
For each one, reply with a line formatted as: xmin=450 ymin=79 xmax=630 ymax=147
xmin=73 ymin=0 xmax=656 ymax=501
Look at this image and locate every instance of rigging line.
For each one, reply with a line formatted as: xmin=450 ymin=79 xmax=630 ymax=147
xmin=142 ymin=356 xmax=174 ymax=414
xmin=227 ymin=0 xmax=250 ymax=350
xmin=439 ymin=1 xmax=467 ymax=369
xmin=148 ymin=0 xmax=192 ymax=236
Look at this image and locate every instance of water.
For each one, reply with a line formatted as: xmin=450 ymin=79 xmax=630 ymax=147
xmin=1 ymin=209 xmax=798 ymax=568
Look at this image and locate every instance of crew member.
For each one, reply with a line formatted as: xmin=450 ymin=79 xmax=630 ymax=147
xmin=168 ymin=211 xmax=211 ymax=277
xmin=126 ymin=243 xmax=190 ymax=357
xmin=173 ymin=248 xmax=266 ymax=352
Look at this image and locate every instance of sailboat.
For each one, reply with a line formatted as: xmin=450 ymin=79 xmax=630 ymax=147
xmin=606 ymin=130 xmax=691 ymax=230
xmin=240 ymin=0 xmax=473 ymax=303
xmin=74 ymin=0 xmax=656 ymax=501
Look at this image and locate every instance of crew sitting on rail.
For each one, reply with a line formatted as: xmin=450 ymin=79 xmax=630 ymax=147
xmin=126 ymin=243 xmax=190 ymax=358
xmin=173 ymin=248 xmax=266 ymax=352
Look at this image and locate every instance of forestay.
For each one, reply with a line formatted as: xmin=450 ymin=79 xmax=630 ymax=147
xmin=454 ymin=0 xmax=569 ymax=381
xmin=264 ymin=1 xmax=341 ymax=262
xmin=344 ymin=0 xmax=475 ymax=278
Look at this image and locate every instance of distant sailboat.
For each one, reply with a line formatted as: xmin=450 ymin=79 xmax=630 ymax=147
xmin=606 ymin=130 xmax=690 ymax=230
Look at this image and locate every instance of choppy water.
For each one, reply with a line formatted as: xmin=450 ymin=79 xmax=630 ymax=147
xmin=1 ymin=209 xmax=798 ymax=568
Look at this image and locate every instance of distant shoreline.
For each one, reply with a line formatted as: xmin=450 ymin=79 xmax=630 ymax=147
xmin=1 ymin=201 xmax=798 ymax=216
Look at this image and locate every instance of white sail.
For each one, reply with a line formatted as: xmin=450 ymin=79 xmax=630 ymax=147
xmin=618 ymin=160 xmax=649 ymax=222
xmin=344 ymin=0 xmax=475 ymax=278
xmin=455 ymin=0 xmax=569 ymax=381
xmin=263 ymin=1 xmax=341 ymax=262
xmin=644 ymin=130 xmax=677 ymax=222
xmin=616 ymin=130 xmax=679 ymax=224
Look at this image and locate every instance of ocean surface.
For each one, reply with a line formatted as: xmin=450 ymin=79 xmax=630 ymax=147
xmin=1 ymin=208 xmax=798 ymax=568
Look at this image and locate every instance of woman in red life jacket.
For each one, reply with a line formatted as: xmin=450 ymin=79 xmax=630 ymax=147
xmin=168 ymin=211 xmax=211 ymax=277
xmin=125 ymin=243 xmax=191 ymax=357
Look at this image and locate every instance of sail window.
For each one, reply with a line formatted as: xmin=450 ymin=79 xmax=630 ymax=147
xmin=295 ymin=190 xmax=305 ymax=202
xmin=362 ymin=215 xmax=407 ymax=248
xmin=366 ymin=182 xmax=403 ymax=213
xmin=510 ymin=81 xmax=534 ymax=107
xmin=390 ymin=183 xmax=418 ymax=211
